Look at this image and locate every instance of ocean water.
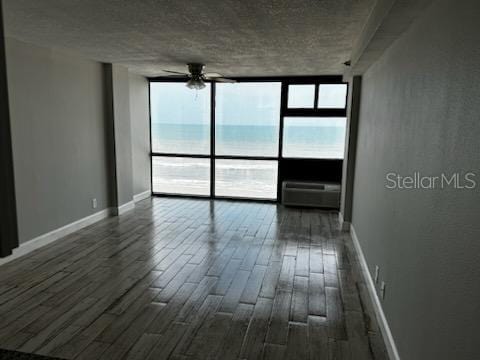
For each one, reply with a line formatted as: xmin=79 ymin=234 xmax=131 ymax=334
xmin=151 ymin=122 xmax=345 ymax=198
xmin=151 ymin=123 xmax=345 ymax=158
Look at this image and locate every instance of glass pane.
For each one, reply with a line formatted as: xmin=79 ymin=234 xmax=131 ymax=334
xmin=287 ymin=84 xmax=315 ymax=108
xmin=317 ymin=84 xmax=347 ymax=108
xmin=215 ymin=160 xmax=278 ymax=199
xmin=215 ymin=83 xmax=281 ymax=157
xmin=150 ymin=82 xmax=210 ymax=154
xmin=282 ymin=117 xmax=346 ymax=159
xmin=152 ymin=156 xmax=210 ymax=195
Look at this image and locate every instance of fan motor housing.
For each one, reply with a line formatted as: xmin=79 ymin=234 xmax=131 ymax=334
xmin=188 ymin=63 xmax=205 ymax=75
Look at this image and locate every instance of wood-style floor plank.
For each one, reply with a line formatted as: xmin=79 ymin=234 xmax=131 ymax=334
xmin=291 ymin=275 xmax=309 ymax=323
xmin=215 ymin=303 xmax=253 ymax=360
xmin=284 ymin=322 xmax=308 ymax=359
xmin=0 ymin=198 xmax=384 ymax=360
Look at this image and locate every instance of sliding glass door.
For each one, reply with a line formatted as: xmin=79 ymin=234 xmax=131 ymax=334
xmin=215 ymin=83 xmax=280 ymax=199
xmin=150 ymin=82 xmax=211 ymax=196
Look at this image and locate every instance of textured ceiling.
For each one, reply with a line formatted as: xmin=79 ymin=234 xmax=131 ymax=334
xmin=3 ymin=0 xmax=374 ymax=77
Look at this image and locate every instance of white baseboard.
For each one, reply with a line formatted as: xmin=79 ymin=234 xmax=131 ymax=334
xmin=112 ymin=200 xmax=135 ymax=216
xmin=133 ymin=190 xmax=151 ymax=203
xmin=0 ymin=208 xmax=112 ymax=267
xmin=338 ymin=212 xmax=351 ymax=231
xmin=350 ymin=225 xmax=400 ymax=360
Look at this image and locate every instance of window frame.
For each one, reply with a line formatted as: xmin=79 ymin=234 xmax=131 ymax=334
xmin=286 ymin=84 xmax=316 ymax=109
xmin=317 ymin=83 xmax=348 ymax=109
xmin=148 ymin=76 xmax=348 ymax=201
xmin=282 ymin=79 xmax=348 ymax=117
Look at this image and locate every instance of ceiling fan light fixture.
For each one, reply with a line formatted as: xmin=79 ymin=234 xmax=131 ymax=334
xmin=186 ymin=76 xmax=206 ymax=90
xmin=163 ymin=63 xmax=234 ymax=89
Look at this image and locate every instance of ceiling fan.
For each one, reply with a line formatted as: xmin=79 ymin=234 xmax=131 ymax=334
xmin=162 ymin=63 xmax=235 ymax=90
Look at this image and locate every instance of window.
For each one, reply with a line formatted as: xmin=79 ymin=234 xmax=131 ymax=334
xmin=282 ymin=117 xmax=346 ymax=159
xmin=317 ymin=84 xmax=347 ymax=109
xmin=152 ymin=157 xmax=210 ymax=196
xmin=215 ymin=160 xmax=278 ymax=199
xmin=150 ymin=82 xmax=210 ymax=155
xmin=287 ymin=84 xmax=315 ymax=108
xmin=215 ymin=83 xmax=281 ymax=157
xmin=149 ymin=78 xmax=348 ymax=200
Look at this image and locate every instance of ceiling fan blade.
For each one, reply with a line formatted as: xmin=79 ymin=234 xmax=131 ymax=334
xmin=162 ymin=69 xmax=189 ymax=75
xmin=204 ymin=72 xmax=223 ymax=78
xmin=211 ymin=77 xmax=236 ymax=83
xmin=162 ymin=74 xmax=189 ymax=78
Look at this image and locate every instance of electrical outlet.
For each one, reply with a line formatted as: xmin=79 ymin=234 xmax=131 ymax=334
xmin=92 ymin=198 xmax=97 ymax=209
xmin=374 ymin=265 xmax=380 ymax=284
xmin=380 ymin=281 xmax=386 ymax=300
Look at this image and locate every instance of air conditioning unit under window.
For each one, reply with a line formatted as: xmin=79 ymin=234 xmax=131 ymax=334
xmin=282 ymin=181 xmax=341 ymax=209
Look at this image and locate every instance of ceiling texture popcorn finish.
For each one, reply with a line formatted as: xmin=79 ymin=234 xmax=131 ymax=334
xmin=3 ymin=0 xmax=375 ymax=76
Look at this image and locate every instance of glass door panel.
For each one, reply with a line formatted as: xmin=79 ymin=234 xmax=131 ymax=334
xmin=215 ymin=160 xmax=278 ymax=199
xmin=152 ymin=156 xmax=210 ymax=196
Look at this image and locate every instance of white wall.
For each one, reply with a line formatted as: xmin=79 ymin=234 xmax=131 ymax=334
xmin=6 ymin=38 xmax=114 ymax=243
xmin=351 ymin=0 xmax=480 ymax=359
xmin=129 ymin=73 xmax=151 ymax=196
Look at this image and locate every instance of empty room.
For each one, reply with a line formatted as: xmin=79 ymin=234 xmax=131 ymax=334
xmin=0 ymin=0 xmax=479 ymax=359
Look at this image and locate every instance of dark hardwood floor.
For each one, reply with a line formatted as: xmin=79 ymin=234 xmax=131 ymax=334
xmin=0 ymin=198 xmax=387 ymax=360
